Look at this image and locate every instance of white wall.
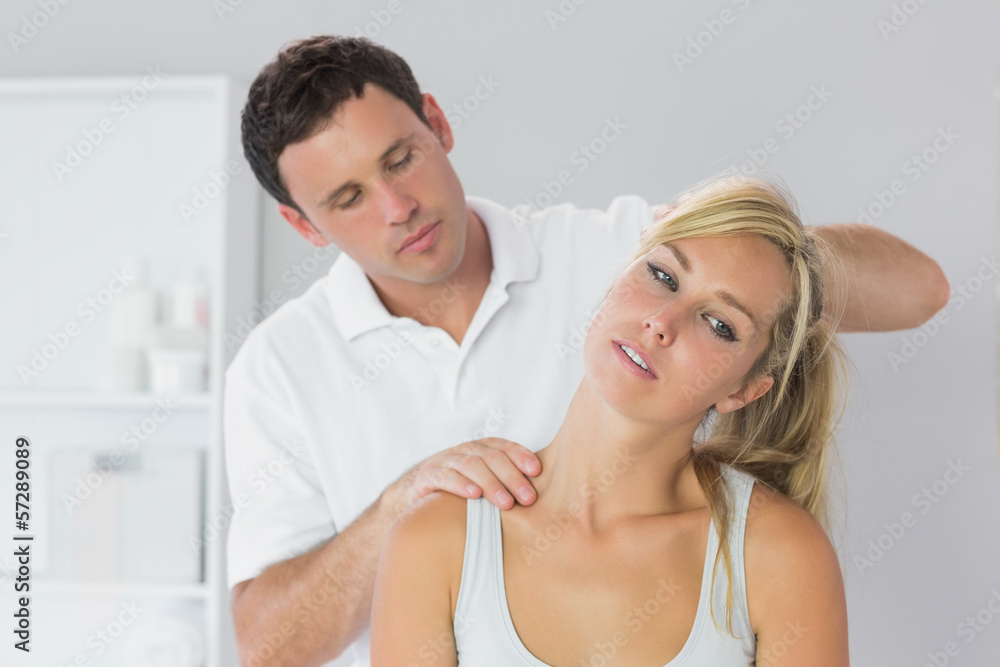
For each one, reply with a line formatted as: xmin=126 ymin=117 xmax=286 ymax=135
xmin=5 ymin=0 xmax=997 ymax=664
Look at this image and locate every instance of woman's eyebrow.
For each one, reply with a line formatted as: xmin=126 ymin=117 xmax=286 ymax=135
xmin=662 ymin=242 xmax=759 ymax=332
xmin=717 ymin=289 xmax=759 ymax=332
xmin=663 ymin=242 xmax=691 ymax=272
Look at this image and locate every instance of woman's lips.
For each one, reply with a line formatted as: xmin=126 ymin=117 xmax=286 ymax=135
xmin=399 ymin=221 xmax=441 ymax=254
xmin=612 ymin=339 xmax=658 ymax=380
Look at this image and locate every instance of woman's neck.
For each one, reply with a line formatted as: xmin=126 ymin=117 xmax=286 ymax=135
xmin=530 ymin=379 xmax=709 ymax=534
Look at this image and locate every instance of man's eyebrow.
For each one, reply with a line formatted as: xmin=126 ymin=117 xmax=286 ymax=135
xmin=378 ymin=133 xmax=416 ymax=162
xmin=316 ymin=133 xmax=417 ymax=208
xmin=662 ymin=242 xmax=759 ymax=332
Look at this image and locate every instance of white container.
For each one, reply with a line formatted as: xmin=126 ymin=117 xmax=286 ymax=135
xmin=96 ymin=347 xmax=148 ymax=392
xmin=148 ymin=347 xmax=208 ymax=393
xmin=166 ymin=266 xmax=209 ymax=331
xmin=110 ymin=256 xmax=159 ymax=347
xmin=100 ymin=256 xmax=159 ymax=392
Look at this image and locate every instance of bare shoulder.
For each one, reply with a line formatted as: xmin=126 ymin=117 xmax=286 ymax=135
xmin=744 ymin=483 xmax=834 ymax=558
xmin=384 ymin=492 xmax=469 ymax=604
xmin=388 ymin=491 xmax=469 ymax=560
xmin=743 ymin=482 xmax=846 ymax=639
xmin=392 ymin=491 xmax=468 ymax=541
xmin=372 ymin=492 xmax=471 ymax=665
xmin=744 ymin=482 xmax=840 ymax=585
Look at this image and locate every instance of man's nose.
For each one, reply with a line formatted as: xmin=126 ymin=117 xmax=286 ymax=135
xmin=375 ymin=178 xmax=417 ymax=224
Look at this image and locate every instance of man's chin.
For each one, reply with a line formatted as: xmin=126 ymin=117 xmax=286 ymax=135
xmin=408 ymin=245 xmax=465 ymax=284
xmin=393 ymin=255 xmax=463 ymax=286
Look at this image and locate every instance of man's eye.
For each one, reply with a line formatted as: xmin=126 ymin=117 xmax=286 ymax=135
xmin=339 ymin=191 xmax=360 ymax=209
xmin=390 ymin=152 xmax=415 ymax=171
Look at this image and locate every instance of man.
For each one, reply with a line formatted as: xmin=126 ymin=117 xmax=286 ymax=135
xmin=225 ymin=35 xmax=948 ymax=667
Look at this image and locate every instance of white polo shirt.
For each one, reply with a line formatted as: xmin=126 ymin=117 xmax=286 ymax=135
xmin=222 ymin=194 xmax=656 ymax=666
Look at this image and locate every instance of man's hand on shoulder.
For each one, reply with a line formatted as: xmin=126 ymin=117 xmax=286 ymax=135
xmin=382 ymin=437 xmax=542 ymax=517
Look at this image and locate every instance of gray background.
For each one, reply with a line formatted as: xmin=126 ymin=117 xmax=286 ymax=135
xmin=4 ymin=0 xmax=997 ymax=664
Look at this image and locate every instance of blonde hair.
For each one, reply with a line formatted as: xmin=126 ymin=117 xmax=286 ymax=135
xmin=628 ymin=170 xmax=848 ymax=635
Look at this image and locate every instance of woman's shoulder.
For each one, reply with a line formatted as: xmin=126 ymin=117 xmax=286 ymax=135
xmin=743 ymin=482 xmax=833 ymax=556
xmin=742 ymin=482 xmax=846 ymax=636
xmin=383 ymin=492 xmax=472 ymax=613
xmin=389 ymin=491 xmax=470 ymax=552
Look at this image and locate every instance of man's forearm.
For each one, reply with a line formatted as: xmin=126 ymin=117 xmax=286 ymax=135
xmin=232 ymin=492 xmax=402 ymax=667
xmin=813 ymin=223 xmax=950 ymax=332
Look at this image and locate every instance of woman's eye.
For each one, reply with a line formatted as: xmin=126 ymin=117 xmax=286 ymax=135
xmin=646 ymin=262 xmax=738 ymax=342
xmin=646 ymin=263 xmax=677 ymax=290
xmin=705 ymin=315 xmax=737 ymax=342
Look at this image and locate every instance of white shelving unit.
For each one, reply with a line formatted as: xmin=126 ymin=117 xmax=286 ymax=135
xmin=0 ymin=76 xmax=259 ymax=667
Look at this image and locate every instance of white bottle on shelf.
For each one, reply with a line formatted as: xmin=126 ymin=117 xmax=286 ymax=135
xmin=167 ymin=266 xmax=210 ymax=330
xmin=147 ymin=266 xmax=210 ymax=394
xmin=97 ymin=256 xmax=158 ymax=392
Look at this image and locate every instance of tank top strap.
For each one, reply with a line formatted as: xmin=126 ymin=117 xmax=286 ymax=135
xmin=454 ymin=497 xmax=511 ymax=655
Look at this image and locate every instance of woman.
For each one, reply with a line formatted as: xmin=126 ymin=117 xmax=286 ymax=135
xmin=370 ymin=173 xmax=850 ymax=666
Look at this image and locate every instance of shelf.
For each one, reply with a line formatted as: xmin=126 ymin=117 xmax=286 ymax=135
xmin=0 ymin=75 xmax=258 ymax=667
xmin=0 ymin=391 xmax=213 ymax=410
xmin=30 ymin=579 xmax=209 ymax=600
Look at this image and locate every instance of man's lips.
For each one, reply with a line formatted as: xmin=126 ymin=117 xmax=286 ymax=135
xmin=612 ymin=338 xmax=658 ymax=379
xmin=398 ymin=221 xmax=441 ymax=253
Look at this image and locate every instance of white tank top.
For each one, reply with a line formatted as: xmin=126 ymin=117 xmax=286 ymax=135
xmin=453 ymin=464 xmax=758 ymax=665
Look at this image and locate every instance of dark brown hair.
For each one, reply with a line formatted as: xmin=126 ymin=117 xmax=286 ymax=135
xmin=241 ymin=35 xmax=429 ymax=216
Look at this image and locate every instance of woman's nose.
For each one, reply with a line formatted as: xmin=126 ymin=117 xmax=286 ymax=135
xmin=642 ymin=304 xmax=678 ymax=347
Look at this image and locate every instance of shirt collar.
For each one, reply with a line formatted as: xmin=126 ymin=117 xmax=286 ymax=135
xmin=326 ymin=196 xmax=540 ymax=342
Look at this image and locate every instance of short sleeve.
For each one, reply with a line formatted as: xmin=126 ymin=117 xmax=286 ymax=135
xmin=222 ymin=338 xmax=337 ymax=589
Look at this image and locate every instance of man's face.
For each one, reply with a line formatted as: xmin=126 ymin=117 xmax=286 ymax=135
xmin=276 ymin=84 xmax=469 ymax=287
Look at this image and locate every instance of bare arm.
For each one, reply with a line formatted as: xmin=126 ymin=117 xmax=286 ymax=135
xmin=370 ymin=493 xmax=466 ymax=667
xmin=231 ymin=438 xmax=541 ymax=667
xmin=813 ymin=223 xmax=949 ymax=333
xmin=745 ymin=485 xmax=850 ymax=666
xmin=232 ymin=493 xmax=395 ymax=667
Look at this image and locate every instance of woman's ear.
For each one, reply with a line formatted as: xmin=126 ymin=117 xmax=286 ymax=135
xmin=715 ymin=374 xmax=774 ymax=414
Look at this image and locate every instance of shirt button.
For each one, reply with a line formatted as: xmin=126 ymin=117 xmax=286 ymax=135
xmin=429 ymin=337 xmax=441 ymax=348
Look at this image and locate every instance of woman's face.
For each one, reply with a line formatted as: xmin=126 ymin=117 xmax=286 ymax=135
xmin=582 ymin=233 xmax=794 ymax=426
